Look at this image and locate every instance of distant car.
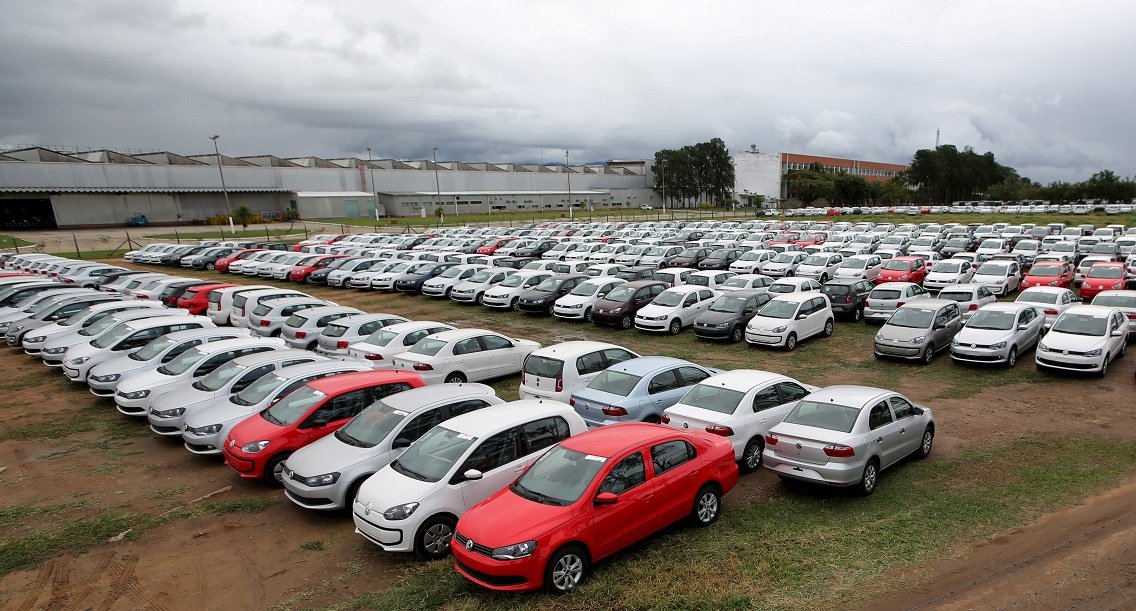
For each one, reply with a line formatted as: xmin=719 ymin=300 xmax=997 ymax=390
xmin=634 ymin=286 xmax=718 ymax=334
xmin=876 ymin=256 xmax=928 ymax=285
xmin=590 ymin=280 xmax=668 ymax=329
xmin=821 ymin=278 xmax=874 ymax=322
xmin=392 ymin=329 xmax=541 ymax=384
xmin=1036 ymin=305 xmax=1129 ymax=375
xmin=1079 ymin=262 xmax=1127 ymax=300
xmin=519 ymin=341 xmax=639 ymax=403
xmin=1020 ymin=260 xmax=1074 ymax=290
xmin=480 ymin=270 xmax=552 ymax=310
xmin=763 ymin=385 xmax=935 ymax=495
xmin=571 ymin=356 xmax=719 ymax=426
xmin=451 ymin=422 xmax=738 ymax=593
xmin=640 ymin=203 xmax=654 ymax=210
xmin=951 ymin=302 xmax=1046 ymax=368
xmin=971 ymin=260 xmax=1022 ymax=296
xmin=873 ymin=299 xmax=963 ymax=364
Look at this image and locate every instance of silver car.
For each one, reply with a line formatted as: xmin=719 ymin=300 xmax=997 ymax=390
xmin=279 ymin=305 xmax=363 ymax=349
xmin=873 ymin=299 xmax=963 ymax=364
xmin=86 ymin=327 xmax=252 ymax=396
xmin=950 ymin=302 xmax=1045 ymax=368
xmin=763 ymin=385 xmax=935 ymax=495
xmin=313 ymin=313 xmax=409 ymax=357
xmin=863 ymin=282 xmax=931 ymax=324
xmin=281 ymin=383 xmax=504 ymax=511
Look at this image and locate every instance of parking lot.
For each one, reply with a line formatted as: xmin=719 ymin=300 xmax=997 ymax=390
xmin=1 ymin=213 xmax=1135 ymax=610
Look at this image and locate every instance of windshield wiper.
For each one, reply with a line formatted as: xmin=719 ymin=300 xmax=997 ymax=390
xmin=511 ymin=481 xmax=563 ymax=506
xmin=391 ymin=459 xmax=428 ymax=481
xmin=261 ymin=410 xmax=282 ymax=426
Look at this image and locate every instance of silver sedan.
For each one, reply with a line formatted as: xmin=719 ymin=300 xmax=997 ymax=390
xmin=950 ymin=302 xmax=1046 ymax=367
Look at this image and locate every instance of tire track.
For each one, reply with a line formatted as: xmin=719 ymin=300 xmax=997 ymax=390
xmin=14 ymin=556 xmax=53 ymax=611
xmin=93 ymin=555 xmax=138 ymax=611
xmin=45 ymin=556 xmax=70 ymax=611
xmin=60 ymin=552 xmax=114 ymax=611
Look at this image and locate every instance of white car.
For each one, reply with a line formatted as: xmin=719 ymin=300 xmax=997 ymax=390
xmin=1015 ymin=287 xmax=1079 ymax=328
xmin=1036 ymin=305 xmax=1128 ymax=375
xmin=975 ymin=238 xmax=1008 ymax=262
xmin=391 ymin=329 xmax=541 ymax=384
xmin=345 ymin=321 xmax=456 ymax=367
xmin=247 ymin=296 xmax=331 ymax=336
xmin=448 ymin=268 xmax=516 ymax=304
xmin=86 ymin=327 xmax=252 ymax=397
xmin=229 ymin=288 xmax=309 ymax=328
xmin=326 ymin=257 xmax=389 ymax=287
xmin=351 ymin=400 xmax=586 ymax=558
xmin=767 ymin=277 xmax=823 ymax=295
xmin=313 ymin=313 xmax=410 ymax=358
xmin=662 ymin=370 xmax=818 ymax=472
xmin=795 ymin=253 xmax=844 ymax=282
xmin=634 ymin=286 xmax=718 ymax=334
xmin=206 ymin=285 xmax=273 ymax=325
xmin=971 ymin=260 xmax=1022 ymax=296
xmin=729 ymin=249 xmax=776 ymax=274
xmin=552 ymin=277 xmax=626 ymax=321
xmin=833 ymin=254 xmax=884 ymax=281
xmin=923 ymin=259 xmax=976 ymax=290
xmin=935 ymin=284 xmax=997 ymax=321
xmin=717 ymin=273 xmax=774 ymax=293
xmin=518 ymin=340 xmax=638 ymax=403
xmin=27 ymin=302 xmax=170 ymax=357
xmin=420 ymin=264 xmax=487 ymax=298
xmin=279 ymin=305 xmax=364 ymax=349
xmin=746 ymin=292 xmax=834 ymax=350
xmin=1091 ymin=290 xmax=1136 ymax=336
xmin=762 ymin=252 xmax=808 ymax=278
xmin=60 ymin=315 xmax=214 ymax=381
xmin=480 ymin=270 xmax=552 ymax=310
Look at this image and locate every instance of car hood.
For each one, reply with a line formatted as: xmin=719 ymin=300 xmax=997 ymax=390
xmin=228 ymin=412 xmax=286 ymax=447
xmin=89 ymin=354 xmax=152 ymax=377
xmin=287 ymin=433 xmax=384 ymax=475
xmin=457 ymin=486 xmax=575 ymax=547
xmin=356 ymin=464 xmax=440 ymax=507
xmin=954 ymin=327 xmax=1013 ymax=344
xmin=747 ymin=314 xmax=791 ymax=331
xmin=876 ymin=324 xmax=932 ymax=342
xmin=116 ymin=369 xmax=183 ymax=394
xmin=149 ymin=385 xmax=220 ymax=411
xmin=397 ymin=273 xmax=431 ymax=283
xmin=1043 ymin=331 xmax=1108 ymax=352
xmin=592 ymin=298 xmax=631 ymax=311
xmin=518 ymin=289 xmax=556 ymax=301
xmin=636 ymin=304 xmax=676 ymax=317
xmin=62 ymin=341 xmax=101 ymax=362
xmin=184 ymin=399 xmax=258 ymax=428
xmin=972 ymin=273 xmax=1008 ymax=282
xmin=926 ymin=271 xmax=962 ymax=281
xmin=555 ymin=294 xmax=591 ymax=307
xmin=696 ymin=310 xmax=743 ymax=325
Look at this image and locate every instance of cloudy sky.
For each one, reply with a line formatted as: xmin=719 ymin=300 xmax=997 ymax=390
xmin=1 ymin=0 xmax=1133 ymax=183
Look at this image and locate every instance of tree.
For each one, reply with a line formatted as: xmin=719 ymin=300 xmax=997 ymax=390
xmin=904 ymin=145 xmax=1013 ymax=203
xmin=652 ymin=138 xmax=735 ymax=208
xmin=233 ymin=205 xmax=255 ymax=230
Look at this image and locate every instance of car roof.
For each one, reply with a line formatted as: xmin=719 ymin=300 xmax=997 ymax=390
xmin=693 ymin=369 xmax=791 ymax=392
xmin=261 ymin=296 xmax=327 ymax=307
xmin=662 ymin=285 xmax=704 ymax=293
xmin=805 ymin=385 xmax=893 ymax=407
xmin=895 ymin=298 xmax=955 ymax=310
xmin=374 ymin=320 xmax=451 ymax=334
xmin=267 ymin=360 xmax=370 ymax=380
xmin=119 ymin=314 xmax=206 ymax=329
xmin=766 ymin=291 xmax=819 ymax=304
xmin=824 ymin=278 xmax=864 ymax=286
xmin=1062 ymin=304 xmax=1122 ymax=317
xmin=940 ymin=284 xmax=985 ymax=293
xmin=1019 ymin=286 xmax=1072 ymax=295
xmin=424 ymin=328 xmax=503 ymax=342
xmin=873 ymin=281 xmax=921 ymax=290
xmin=380 ymin=382 xmax=497 ymax=410
xmin=227 ymin=348 xmax=318 ymax=367
xmin=604 ymin=356 xmax=695 ymax=376
xmin=561 ymin=422 xmax=695 ymax=457
xmin=530 ymin=341 xmax=627 ymax=359
xmin=771 ymin=277 xmax=815 ymax=286
xmin=621 ymin=279 xmax=667 ymax=288
xmin=287 ymin=305 xmax=360 ymax=318
xmin=979 ymin=301 xmax=1038 ymax=313
xmin=186 ymin=337 xmax=283 ymax=353
xmin=306 ymin=369 xmax=422 ymax=394
xmin=438 ymin=399 xmax=575 ymax=436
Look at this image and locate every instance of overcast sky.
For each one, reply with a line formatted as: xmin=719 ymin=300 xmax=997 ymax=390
xmin=1 ymin=0 xmax=1133 ymax=183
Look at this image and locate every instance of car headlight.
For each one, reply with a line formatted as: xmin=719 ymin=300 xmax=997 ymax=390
xmin=610 ymin=307 xmax=622 ymax=313
xmin=772 ymin=325 xmax=788 ymax=333
xmin=9 ymin=324 xmax=24 ymax=332
xmin=153 ymin=407 xmax=185 ymax=418
xmin=897 ymin=275 xmax=908 ymax=280
xmin=44 ymin=346 xmax=67 ymax=355
xmin=302 ymin=472 xmax=341 ymax=487
xmin=241 ymin=440 xmax=270 ymax=453
xmin=1047 ymin=280 xmax=1058 ymax=286
xmin=1083 ymin=349 xmax=1102 ymax=357
xmin=119 ymin=389 xmax=150 ymax=399
xmin=90 ymin=373 xmax=121 ymax=383
xmin=187 ymin=423 xmax=223 ymax=435
xmin=0 ymin=322 xmax=12 ymax=330
xmin=1038 ymin=343 xmax=1050 ymax=352
xmin=491 ymin=540 xmax=538 ymax=560
xmin=911 ymin=336 xmax=926 ymax=344
xmin=382 ymin=502 xmax=420 ymax=520
xmin=26 ymin=335 xmax=45 ymax=343
xmin=951 ymin=337 xmax=961 ymax=346
xmin=68 ymin=356 xmax=91 ymax=365
xmin=990 ymin=341 xmax=1007 ymax=350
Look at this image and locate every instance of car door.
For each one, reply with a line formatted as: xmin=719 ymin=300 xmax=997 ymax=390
xmin=1017 ymin=307 xmax=1042 ymax=348
xmin=867 ymin=400 xmax=903 ymax=467
xmin=591 ymin=449 xmax=654 ymax=558
xmin=887 ymin=396 xmax=924 ymax=457
xmin=648 ymin=439 xmax=701 ymax=523
xmin=454 ymin=426 xmax=525 ymax=510
xmin=451 ymin=337 xmax=488 ymax=380
xmin=804 ymin=297 xmax=826 ymax=338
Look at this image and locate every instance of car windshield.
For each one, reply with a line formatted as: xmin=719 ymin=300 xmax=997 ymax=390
xmin=980 ymin=239 xmax=1003 ymax=249
xmin=335 ymin=399 xmax=407 ymax=448
xmin=157 ymin=347 xmax=206 ymax=375
xmin=498 ymin=274 xmax=527 ymax=288
xmin=1093 ymin=294 xmax=1136 ymax=308
xmin=966 ymin=309 xmax=1017 ymax=330
xmin=407 ymin=263 xmax=434 ymax=275
xmin=757 ymin=300 xmax=799 ymax=319
xmin=321 ymin=323 xmax=349 ymax=338
xmin=129 ymin=336 xmax=179 ymax=361
xmin=468 ymin=271 xmax=494 ymax=283
xmin=772 ymin=253 xmax=798 ymax=263
xmin=883 ymin=260 xmax=912 ymax=271
xmin=570 ymin=282 xmax=604 ymax=297
xmin=977 ymin=263 xmax=1009 ymax=276
xmin=524 ymin=355 xmax=563 ymax=377
xmin=194 ymin=362 xmax=249 ymax=392
xmin=1087 ymin=266 xmax=1123 ymax=279
xmin=604 ymin=286 xmax=635 ymax=302
xmin=679 ymin=384 xmax=744 ymax=414
xmin=78 ymin=312 xmax=124 ymax=336
xmin=767 ymin=283 xmax=796 ymax=294
xmin=644 ymin=247 xmax=669 ymax=256
xmin=803 ymin=255 xmax=831 ymax=266
xmin=408 ymin=338 xmax=447 ymax=356
xmin=652 ymin=291 xmax=685 ymax=307
xmin=387 ymin=263 xmax=410 ymax=274
xmin=534 ymin=278 xmax=562 ymax=291
xmin=512 ymin=445 xmax=605 ymax=506
xmin=89 ymin=323 xmax=140 ymax=349
xmin=937 ymin=291 xmax=972 ymax=302
xmin=438 ymin=267 xmax=465 ymax=279
xmin=782 ymin=400 xmax=859 ymax=433
xmin=550 ymin=264 xmax=571 ymax=274
xmin=723 ymin=277 xmax=754 ymax=289
xmin=1051 ymin=313 xmax=1108 ymax=336
xmin=840 ymin=258 xmax=868 ymax=269
xmin=710 ymin=294 xmax=749 ymax=313
xmin=1029 ymin=264 xmax=1062 ymax=276
xmin=1017 ymin=292 xmax=1058 ymax=304
xmin=687 ymin=275 xmax=710 ymax=286
xmin=586 ymin=370 xmax=641 ymax=396
xmin=932 ymin=261 xmax=963 ymax=273
xmin=886 ymin=308 xmax=935 ymax=329
xmin=738 ymin=252 xmax=763 ymax=261
xmin=261 ymin=386 xmax=325 ymax=426
xmin=231 ymin=372 xmax=289 ymax=406
xmin=390 ymin=426 xmax=476 ymax=483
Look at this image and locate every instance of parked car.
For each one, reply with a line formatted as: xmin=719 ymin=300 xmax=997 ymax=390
xmin=696 ymin=248 xmax=745 ymax=271
xmin=572 ymin=357 xmax=719 ymax=426
xmin=717 ymin=274 xmax=774 ymax=293
xmin=693 ymin=290 xmax=771 ymax=342
xmin=516 ymin=274 xmax=589 ymax=315
xmin=1015 ymin=287 xmax=1079 ymax=328
xmin=794 ymin=253 xmax=844 ymax=282
xmin=970 ymin=260 xmax=1023 ymax=296
xmin=652 ymin=267 xmax=697 ymax=288
xmin=480 ymin=270 xmax=552 ymax=310
xmin=873 ymin=299 xmax=963 ymax=364
xmin=590 ymin=280 xmax=668 ymax=329
xmin=420 ymin=264 xmax=487 ymax=298
xmin=229 ymin=288 xmax=310 ymax=328
xmin=876 ymin=256 xmax=928 ymax=285
xmin=662 ymin=370 xmax=817 ymax=472
xmin=863 ymin=282 xmax=931 ymax=324
xmin=1079 ymin=262 xmax=1128 ymax=300
xmin=729 ymin=249 xmax=776 ymax=274
xmin=278 ymin=305 xmax=363 ymax=350
xmin=352 ymin=400 xmax=586 ymax=559
xmin=518 ymin=341 xmax=639 ymax=403
xmin=763 ymin=385 xmax=935 ymax=495
xmin=345 ymin=321 xmax=455 ymax=367
xmin=60 ymin=315 xmax=214 ymax=381
xmin=248 ymin=296 xmax=331 ymax=336
xmin=923 ymin=259 xmax=976 ymax=290
xmin=767 ymin=277 xmax=823 ymax=295
xmin=745 ymin=292 xmax=834 ymax=350
xmin=176 ymin=283 xmax=239 ymax=315
xmin=613 ymin=265 xmax=656 ymax=282
xmin=1035 ymin=305 xmax=1129 ymax=375
xmin=392 ymin=329 xmax=541 ymax=384
xmin=552 ymin=277 xmax=626 ymax=322
xmin=762 ymin=252 xmax=808 ymax=278
xmin=820 ymin=278 xmax=874 ymax=322
xmin=1020 ymin=260 xmax=1075 ymax=290
xmin=23 ymin=301 xmax=167 ymax=356
xmin=634 ymin=286 xmax=718 ymax=334
xmin=451 ymin=422 xmax=738 ymax=593
xmin=950 ymin=302 xmax=1046 ymax=368
xmin=86 ymin=327 xmax=252 ymax=397
xmin=448 ymin=268 xmax=516 ymax=305
xmin=312 ymin=313 xmax=409 ymax=358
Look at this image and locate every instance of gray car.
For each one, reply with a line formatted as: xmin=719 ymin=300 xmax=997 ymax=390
xmin=863 ymin=282 xmax=931 ymax=324
xmin=873 ymin=298 xmax=963 ymax=364
xmin=820 ymin=278 xmax=874 ymax=322
xmin=569 ymin=356 xmax=720 ymax=427
xmin=950 ymin=302 xmax=1046 ymax=368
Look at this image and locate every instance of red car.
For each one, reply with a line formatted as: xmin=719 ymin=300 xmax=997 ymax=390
xmin=475 ymin=237 xmax=518 ymax=255
xmin=176 ymin=282 xmax=238 ymax=314
xmin=769 ymin=232 xmax=801 ymax=246
xmin=1021 ymin=260 xmax=1074 ymax=290
xmin=876 ymin=256 xmax=928 ymax=285
xmin=452 ymin=423 xmax=738 ymax=594
xmin=288 ymin=254 xmax=349 ymax=282
xmin=794 ymin=232 xmax=826 ymax=248
xmin=214 ymin=248 xmax=265 ymax=273
xmin=1079 ymin=262 xmax=1128 ymax=300
xmin=223 ymin=370 xmax=425 ymax=483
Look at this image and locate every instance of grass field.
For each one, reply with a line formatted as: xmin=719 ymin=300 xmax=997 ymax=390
xmin=0 ymin=234 xmax=36 ymax=249
xmin=144 ymin=227 xmax=305 ymax=241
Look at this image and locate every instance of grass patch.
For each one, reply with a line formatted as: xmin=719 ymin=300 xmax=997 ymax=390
xmin=0 ymin=513 xmax=145 ymax=577
xmin=0 ymin=233 xmax=35 ymax=248
xmin=151 ymin=484 xmax=191 ymax=500
xmin=201 ymin=498 xmax=277 ymax=515
xmin=0 ymin=418 xmax=98 ymax=442
xmin=145 ymin=228 xmax=301 ymax=241
xmin=336 ymin=435 xmax=1136 ymax=611
xmin=300 ymin=540 xmax=326 ymax=552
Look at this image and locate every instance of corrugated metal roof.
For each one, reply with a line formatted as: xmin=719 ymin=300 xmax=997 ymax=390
xmin=0 ymin=186 xmax=292 ymax=193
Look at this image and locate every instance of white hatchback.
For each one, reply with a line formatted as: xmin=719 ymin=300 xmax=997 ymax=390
xmin=634 ymin=286 xmax=718 ymax=334
xmin=1036 ymin=305 xmax=1128 ymax=375
xmin=552 ymin=277 xmax=626 ymax=321
xmin=391 ymin=329 xmax=541 ymax=384
xmin=746 ymin=292 xmax=834 ymax=350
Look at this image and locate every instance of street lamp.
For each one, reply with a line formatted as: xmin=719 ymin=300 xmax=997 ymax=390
xmin=209 ymin=134 xmax=235 ymax=232
xmin=659 ymin=159 xmax=667 ymax=216
xmin=432 ymin=147 xmax=449 ymax=218
xmin=366 ymin=147 xmax=380 ymax=223
xmin=565 ymin=150 xmax=572 ymax=221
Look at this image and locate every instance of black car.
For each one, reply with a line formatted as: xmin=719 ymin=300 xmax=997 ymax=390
xmin=940 ymin=236 xmax=976 ymax=258
xmin=188 ymin=247 xmax=238 ymax=270
xmin=251 ymin=242 xmax=291 ymax=251
xmin=614 ymin=266 xmax=656 ymax=282
xmin=516 ymin=274 xmax=588 ymax=315
xmin=512 ymin=240 xmax=556 ymax=258
xmin=495 ymin=257 xmax=538 ymax=270
xmin=668 ymin=247 xmax=710 ymax=268
xmin=820 ymin=278 xmax=875 ymax=321
xmin=93 ymin=269 xmax=148 ymax=289
xmin=158 ymin=246 xmax=208 ymax=266
xmin=158 ymin=280 xmax=215 ymax=307
xmin=393 ymin=262 xmax=457 ymax=294
xmin=697 ymin=248 xmax=745 ymax=270
xmin=306 ymin=257 xmax=359 ymax=285
xmin=693 ymin=290 xmax=771 ymax=342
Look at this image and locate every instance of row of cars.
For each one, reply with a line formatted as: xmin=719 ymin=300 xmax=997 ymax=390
xmin=1 ymin=251 xmax=940 ymax=594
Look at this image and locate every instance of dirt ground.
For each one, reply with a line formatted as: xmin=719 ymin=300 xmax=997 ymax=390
xmin=1 ymin=264 xmax=1134 ymax=610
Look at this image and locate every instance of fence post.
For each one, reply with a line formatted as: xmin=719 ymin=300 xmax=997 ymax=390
xmin=265 ymin=226 xmax=270 ymax=242
xmin=174 ymin=229 xmax=180 ymax=244
xmin=219 ymin=226 xmax=225 ymax=240
xmin=73 ymin=233 xmax=82 ymax=259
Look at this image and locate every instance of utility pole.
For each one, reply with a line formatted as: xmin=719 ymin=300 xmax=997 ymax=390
xmin=566 ymin=150 xmax=573 ymax=221
xmin=366 ymin=147 xmax=380 ymax=223
xmin=432 ymin=147 xmax=448 ymax=219
xmin=660 ymin=159 xmax=667 ymax=216
xmin=209 ymin=134 xmax=235 ymax=233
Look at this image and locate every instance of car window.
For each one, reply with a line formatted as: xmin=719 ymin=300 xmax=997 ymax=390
xmin=481 ymin=335 xmax=513 ymax=351
xmin=598 ymin=452 xmax=646 ymax=495
xmin=648 ymin=370 xmax=681 ymax=394
xmin=232 ymin=364 xmax=275 ymax=392
xmin=444 ymin=399 xmax=493 ymax=419
xmin=699 ymin=290 xmax=713 ymax=301
xmin=777 ymin=382 xmax=810 ymax=403
xmin=978 ymin=286 xmax=993 ymax=298
xmin=397 ymin=407 xmax=444 ymax=444
xmin=460 ymin=427 xmax=520 ymax=476
xmin=868 ymin=401 xmax=894 ymax=430
xmin=453 ymin=338 xmax=482 ymax=355
xmin=752 ymin=386 xmax=781 ymax=412
xmin=650 ymin=284 xmax=665 ymax=296
xmin=890 ymin=396 xmax=916 ymax=420
xmin=683 ymin=294 xmax=697 ymax=307
xmin=650 ymin=440 xmax=696 ymax=476
xmin=676 ymin=366 xmax=711 ymax=386
xmin=575 ymin=351 xmax=606 ymax=376
xmin=601 ymin=348 xmax=636 ymax=367
xmin=521 ymin=416 xmax=570 ymax=454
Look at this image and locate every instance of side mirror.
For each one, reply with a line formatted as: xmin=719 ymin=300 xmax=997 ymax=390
xmin=462 ymin=469 xmax=483 ymax=481
xmin=308 ymin=415 xmax=331 ymax=428
xmin=1112 ymin=330 xmax=1124 ymax=337
xmin=796 ymin=314 xmax=808 ymax=320
xmin=1018 ymin=324 xmax=1030 ymax=330
xmin=594 ymin=492 xmax=618 ymax=505
xmin=392 ymin=437 xmax=412 ymax=449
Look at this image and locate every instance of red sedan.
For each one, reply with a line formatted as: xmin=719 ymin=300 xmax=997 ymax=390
xmin=475 ymin=237 xmax=518 ymax=255
xmin=176 ymin=282 xmax=238 ymax=314
xmin=223 ymin=370 xmax=424 ymax=483
xmin=288 ymin=254 xmax=349 ymax=282
xmin=214 ymin=248 xmax=265 ymax=273
xmin=452 ymin=423 xmax=738 ymax=594
xmin=876 ymin=256 xmax=928 ymax=285
xmin=1079 ymin=262 xmax=1128 ymax=300
xmin=1021 ymin=260 xmax=1074 ymax=290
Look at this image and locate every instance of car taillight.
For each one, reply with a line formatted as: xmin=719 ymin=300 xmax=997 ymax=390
xmin=660 ymin=414 xmax=671 ymax=424
xmin=294 ymin=331 xmax=306 ymax=339
xmin=863 ymin=300 xmax=870 ymax=308
xmin=1045 ymin=308 xmax=1058 ymax=315
xmin=568 ymin=397 xmax=574 ymax=406
xmin=896 ymin=301 xmax=905 ymax=307
xmin=555 ymin=376 xmax=563 ymax=392
xmin=337 ymin=341 xmax=349 ymax=349
xmin=601 ymin=406 xmax=627 ymax=416
xmin=260 ymin=320 xmax=270 ymax=327
xmin=413 ymin=363 xmax=433 ymax=371
xmin=1127 ymin=313 xmax=1136 ymax=320
xmin=845 ymin=294 xmax=852 ymax=303
xmin=705 ymin=425 xmax=734 ymax=436
xmin=969 ymin=303 xmax=979 ymax=311
xmin=765 ymin=433 xmax=778 ymax=445
xmin=823 ymin=444 xmax=856 ymax=458
xmin=364 ymin=353 xmax=383 ymax=361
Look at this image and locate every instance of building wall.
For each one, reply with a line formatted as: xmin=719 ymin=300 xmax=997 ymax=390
xmin=780 ymin=153 xmax=906 ymax=182
xmin=732 ymin=151 xmax=783 ymax=202
xmin=48 ymin=192 xmax=290 ymax=227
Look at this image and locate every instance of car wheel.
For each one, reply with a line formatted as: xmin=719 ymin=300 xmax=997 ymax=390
xmin=1006 ymin=346 xmax=1018 ymax=369
xmin=786 ymin=270 xmax=794 ymax=277
xmin=414 ymin=515 xmax=456 ymax=560
xmin=1098 ymin=357 xmax=1109 ymax=378
xmin=690 ymin=485 xmax=721 ymax=526
xmin=510 ymin=298 xmax=520 ymax=311
xmin=730 ymin=326 xmax=744 ymax=343
xmin=921 ymin=344 xmax=935 ymax=365
xmin=544 ymin=545 xmax=588 ymax=595
xmin=820 ymin=273 xmax=828 ymax=283
xmin=784 ymin=332 xmax=798 ymax=351
xmin=475 ymin=293 xmax=484 ymax=305
xmin=444 ymin=371 xmax=466 ymax=383
xmin=916 ymin=427 xmax=934 ymax=459
xmin=263 ymin=453 xmax=290 ymax=486
xmin=740 ymin=437 xmax=764 ymax=473
xmin=583 ymin=307 xmax=593 ymax=322
xmin=619 ymin=315 xmax=632 ymax=330
xmin=859 ymin=459 xmax=879 ymax=496
xmin=546 ymin=304 xmax=555 ymax=316
xmin=206 ymin=262 xmax=216 ymax=270
xmin=822 ymin=319 xmax=834 ymax=337
xmin=444 ymin=287 xmax=452 ymax=298
xmin=852 ymin=306 xmax=864 ymax=322
xmin=668 ymin=319 xmax=682 ymax=335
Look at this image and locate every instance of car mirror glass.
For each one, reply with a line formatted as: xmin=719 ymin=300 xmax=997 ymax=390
xmin=392 ymin=437 xmax=412 ymax=449
xmin=594 ymin=492 xmax=618 ymax=505
xmin=463 ymin=468 xmax=483 ymax=481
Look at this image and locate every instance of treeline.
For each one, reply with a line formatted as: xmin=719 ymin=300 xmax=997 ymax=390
xmin=651 ymin=138 xmax=735 ymax=208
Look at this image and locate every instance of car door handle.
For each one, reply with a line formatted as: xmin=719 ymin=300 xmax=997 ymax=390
xmin=900 ymin=428 xmax=906 ymax=434
xmin=513 ymin=466 xmax=525 ymax=472
xmin=876 ymin=437 xmax=883 ymax=443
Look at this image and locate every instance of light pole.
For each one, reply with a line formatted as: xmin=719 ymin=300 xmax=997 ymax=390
xmin=366 ymin=147 xmax=380 ymax=224
xmin=431 ymin=147 xmax=448 ymax=218
xmin=209 ymin=135 xmax=235 ymax=232
xmin=659 ymin=159 xmax=667 ymax=217
xmin=566 ymin=150 xmax=572 ymax=221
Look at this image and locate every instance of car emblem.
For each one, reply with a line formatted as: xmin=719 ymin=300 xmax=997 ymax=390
xmin=465 ymin=539 xmax=475 ymax=551
xmin=363 ymin=502 xmax=371 ymax=516
xmin=796 ymin=442 xmax=803 ymax=449
xmin=229 ymin=439 xmax=236 ymax=447
xmin=1063 ymin=350 xmax=1069 ymax=354
xmin=682 ymin=422 xmax=689 ymax=429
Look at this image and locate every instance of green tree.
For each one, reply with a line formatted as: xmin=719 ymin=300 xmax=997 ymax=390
xmin=652 ymin=138 xmax=736 ymax=208
xmin=233 ymin=205 xmax=255 ymax=230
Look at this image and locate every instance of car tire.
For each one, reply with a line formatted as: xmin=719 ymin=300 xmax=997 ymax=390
xmin=852 ymin=306 xmax=864 ymax=322
xmin=690 ymin=485 xmax=721 ymax=526
xmin=206 ymin=262 xmax=216 ymax=270
xmin=784 ymin=332 xmax=798 ymax=351
xmin=1006 ymin=346 xmax=1018 ymax=369
xmin=263 ymin=453 xmax=291 ymax=486
xmin=740 ymin=437 xmax=764 ymax=473
xmin=916 ymin=427 xmax=934 ymax=459
xmin=444 ymin=371 xmax=466 ymax=383
xmin=544 ymin=545 xmax=588 ymax=595
xmin=584 ymin=307 xmax=592 ymax=322
xmin=820 ymin=273 xmax=829 ymax=283
xmin=1098 ymin=357 xmax=1109 ymax=378
xmin=859 ymin=459 xmax=879 ymax=496
xmin=619 ymin=315 xmax=633 ymax=330
xmin=414 ymin=514 xmax=456 ymax=560
xmin=546 ymin=304 xmax=555 ymax=316
xmin=921 ymin=344 xmax=935 ymax=365
xmin=730 ymin=326 xmax=744 ymax=343
xmin=510 ymin=298 xmax=520 ymax=311
xmin=668 ymin=319 xmax=682 ymax=335
xmin=475 ymin=293 xmax=484 ymax=305
xmin=823 ymin=319 xmax=834 ymax=337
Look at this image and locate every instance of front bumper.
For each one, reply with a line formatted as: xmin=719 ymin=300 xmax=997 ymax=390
xmin=950 ymin=344 xmax=1011 ymax=364
xmin=634 ymin=317 xmax=670 ymax=331
xmin=745 ymin=329 xmax=787 ymax=346
xmin=873 ymin=341 xmax=924 ymax=359
xmin=451 ymin=538 xmax=538 ymax=592
xmin=222 ymin=446 xmax=262 ymax=477
xmin=693 ymin=324 xmax=733 ymax=339
xmin=352 ymin=503 xmax=416 ymax=552
xmin=1035 ymin=352 xmax=1104 ymax=372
